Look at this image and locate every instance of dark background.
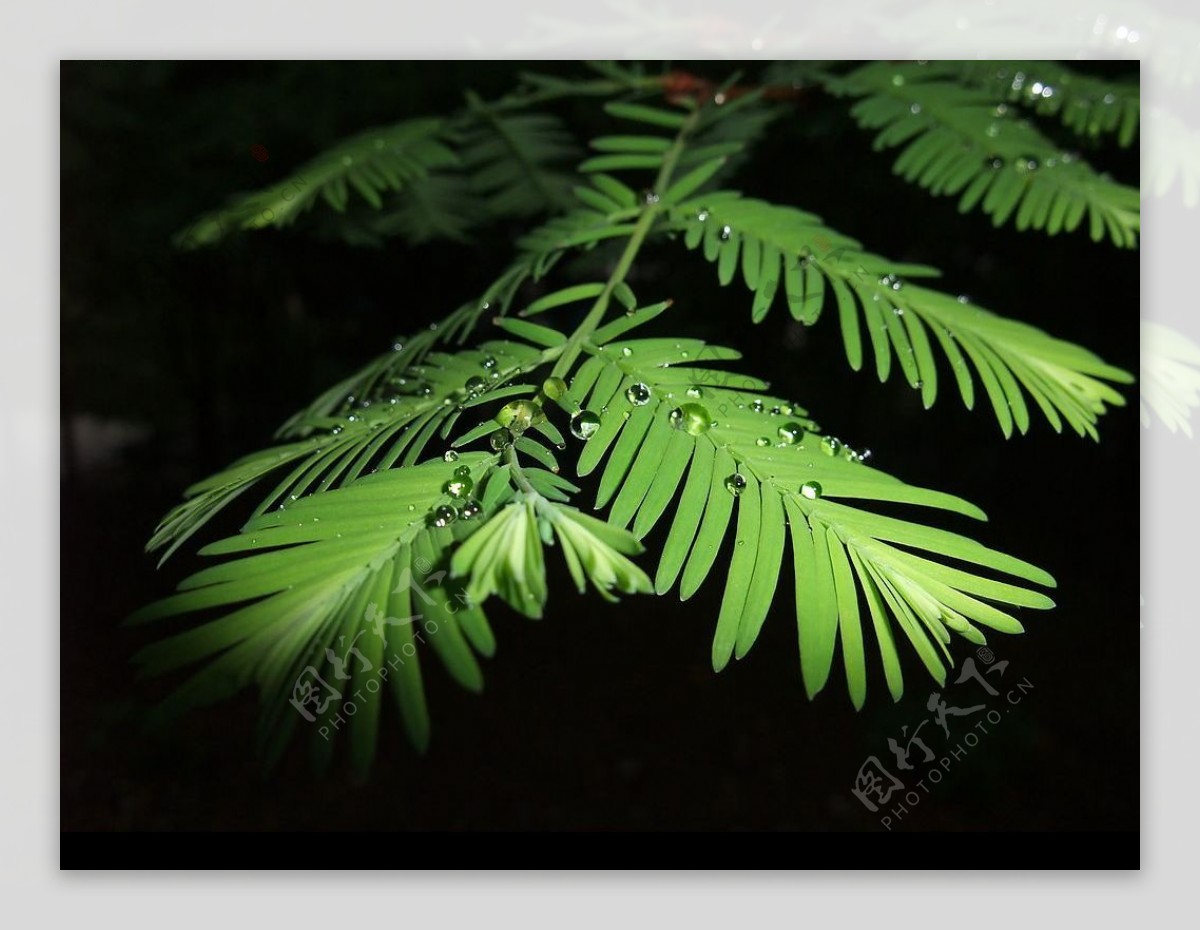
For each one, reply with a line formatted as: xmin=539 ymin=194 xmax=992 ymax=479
xmin=61 ymin=61 xmax=1139 ymax=834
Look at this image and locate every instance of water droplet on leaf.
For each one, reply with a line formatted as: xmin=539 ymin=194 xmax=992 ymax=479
xmin=542 ymin=376 xmax=568 ymax=400
xmin=777 ymin=422 xmax=803 ymax=445
xmin=570 ymin=410 xmax=601 ymax=440
xmin=429 ymin=505 xmax=458 ymax=528
xmin=668 ymin=403 xmax=711 ymax=436
xmin=625 ymin=382 xmax=652 ymax=406
xmin=724 ymin=473 xmax=747 ymax=496
xmin=443 ymin=477 xmax=473 ymax=499
xmin=495 ymin=399 xmax=544 ymax=433
xmin=800 ymin=480 xmax=823 ymax=500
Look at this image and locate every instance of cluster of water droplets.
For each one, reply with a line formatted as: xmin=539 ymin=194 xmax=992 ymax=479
xmin=426 ymin=455 xmax=485 ymax=527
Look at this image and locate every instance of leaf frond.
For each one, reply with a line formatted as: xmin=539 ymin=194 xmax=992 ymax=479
xmin=666 ymin=192 xmax=1133 ymax=438
xmin=567 ymin=330 xmax=1055 ymax=705
xmin=176 ymin=118 xmax=457 ymax=249
xmin=825 ymin=62 xmax=1140 ymax=248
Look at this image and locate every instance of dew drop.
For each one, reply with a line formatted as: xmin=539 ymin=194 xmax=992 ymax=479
xmin=891 ymin=74 xmax=905 ymax=87
xmin=777 ymin=422 xmax=803 ymax=445
xmin=443 ymin=450 xmax=459 ymax=463
xmin=800 ymin=480 xmax=823 ymax=500
xmin=820 ymin=436 xmax=841 ymax=456
xmin=489 ymin=430 xmax=512 ymax=451
xmin=443 ymin=477 xmax=473 ymax=499
xmin=724 ymin=473 xmax=747 ymax=496
xmin=460 ymin=500 xmax=484 ymax=521
xmin=621 ymin=347 xmax=633 ymax=358
xmin=668 ymin=403 xmax=711 ymax=436
xmin=542 ymin=376 xmax=568 ymax=400
xmin=570 ymin=410 xmax=601 ymax=440
xmin=640 ymin=189 xmax=660 ymax=206
xmin=719 ymin=225 xmax=732 ymax=241
xmin=429 ymin=505 xmax=458 ymax=528
xmin=464 ymin=376 xmax=487 ymax=396
xmin=910 ymin=103 xmax=922 ymax=115
xmin=495 ymin=399 xmax=545 ymax=433
xmin=454 ymin=465 xmax=472 ymax=479
xmin=685 ymin=386 xmax=704 ymax=399
xmin=755 ymin=436 xmax=771 ymax=447
xmin=625 ymin=382 xmax=652 ymax=406
xmin=750 ymin=399 xmax=765 ymax=413
xmin=480 ymin=356 xmax=498 ymax=370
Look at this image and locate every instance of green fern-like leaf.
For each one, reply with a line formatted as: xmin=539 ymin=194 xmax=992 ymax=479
xmin=562 ymin=326 xmax=1053 ymax=706
xmin=458 ymin=93 xmax=581 ymax=216
xmin=824 ymin=61 xmax=1140 ymax=247
xmin=176 ymin=118 xmax=458 ymax=248
xmin=934 ymin=60 xmax=1140 ymax=146
xmin=147 ymin=335 xmax=545 ymax=562
xmin=666 ymin=192 xmax=1133 ymax=438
